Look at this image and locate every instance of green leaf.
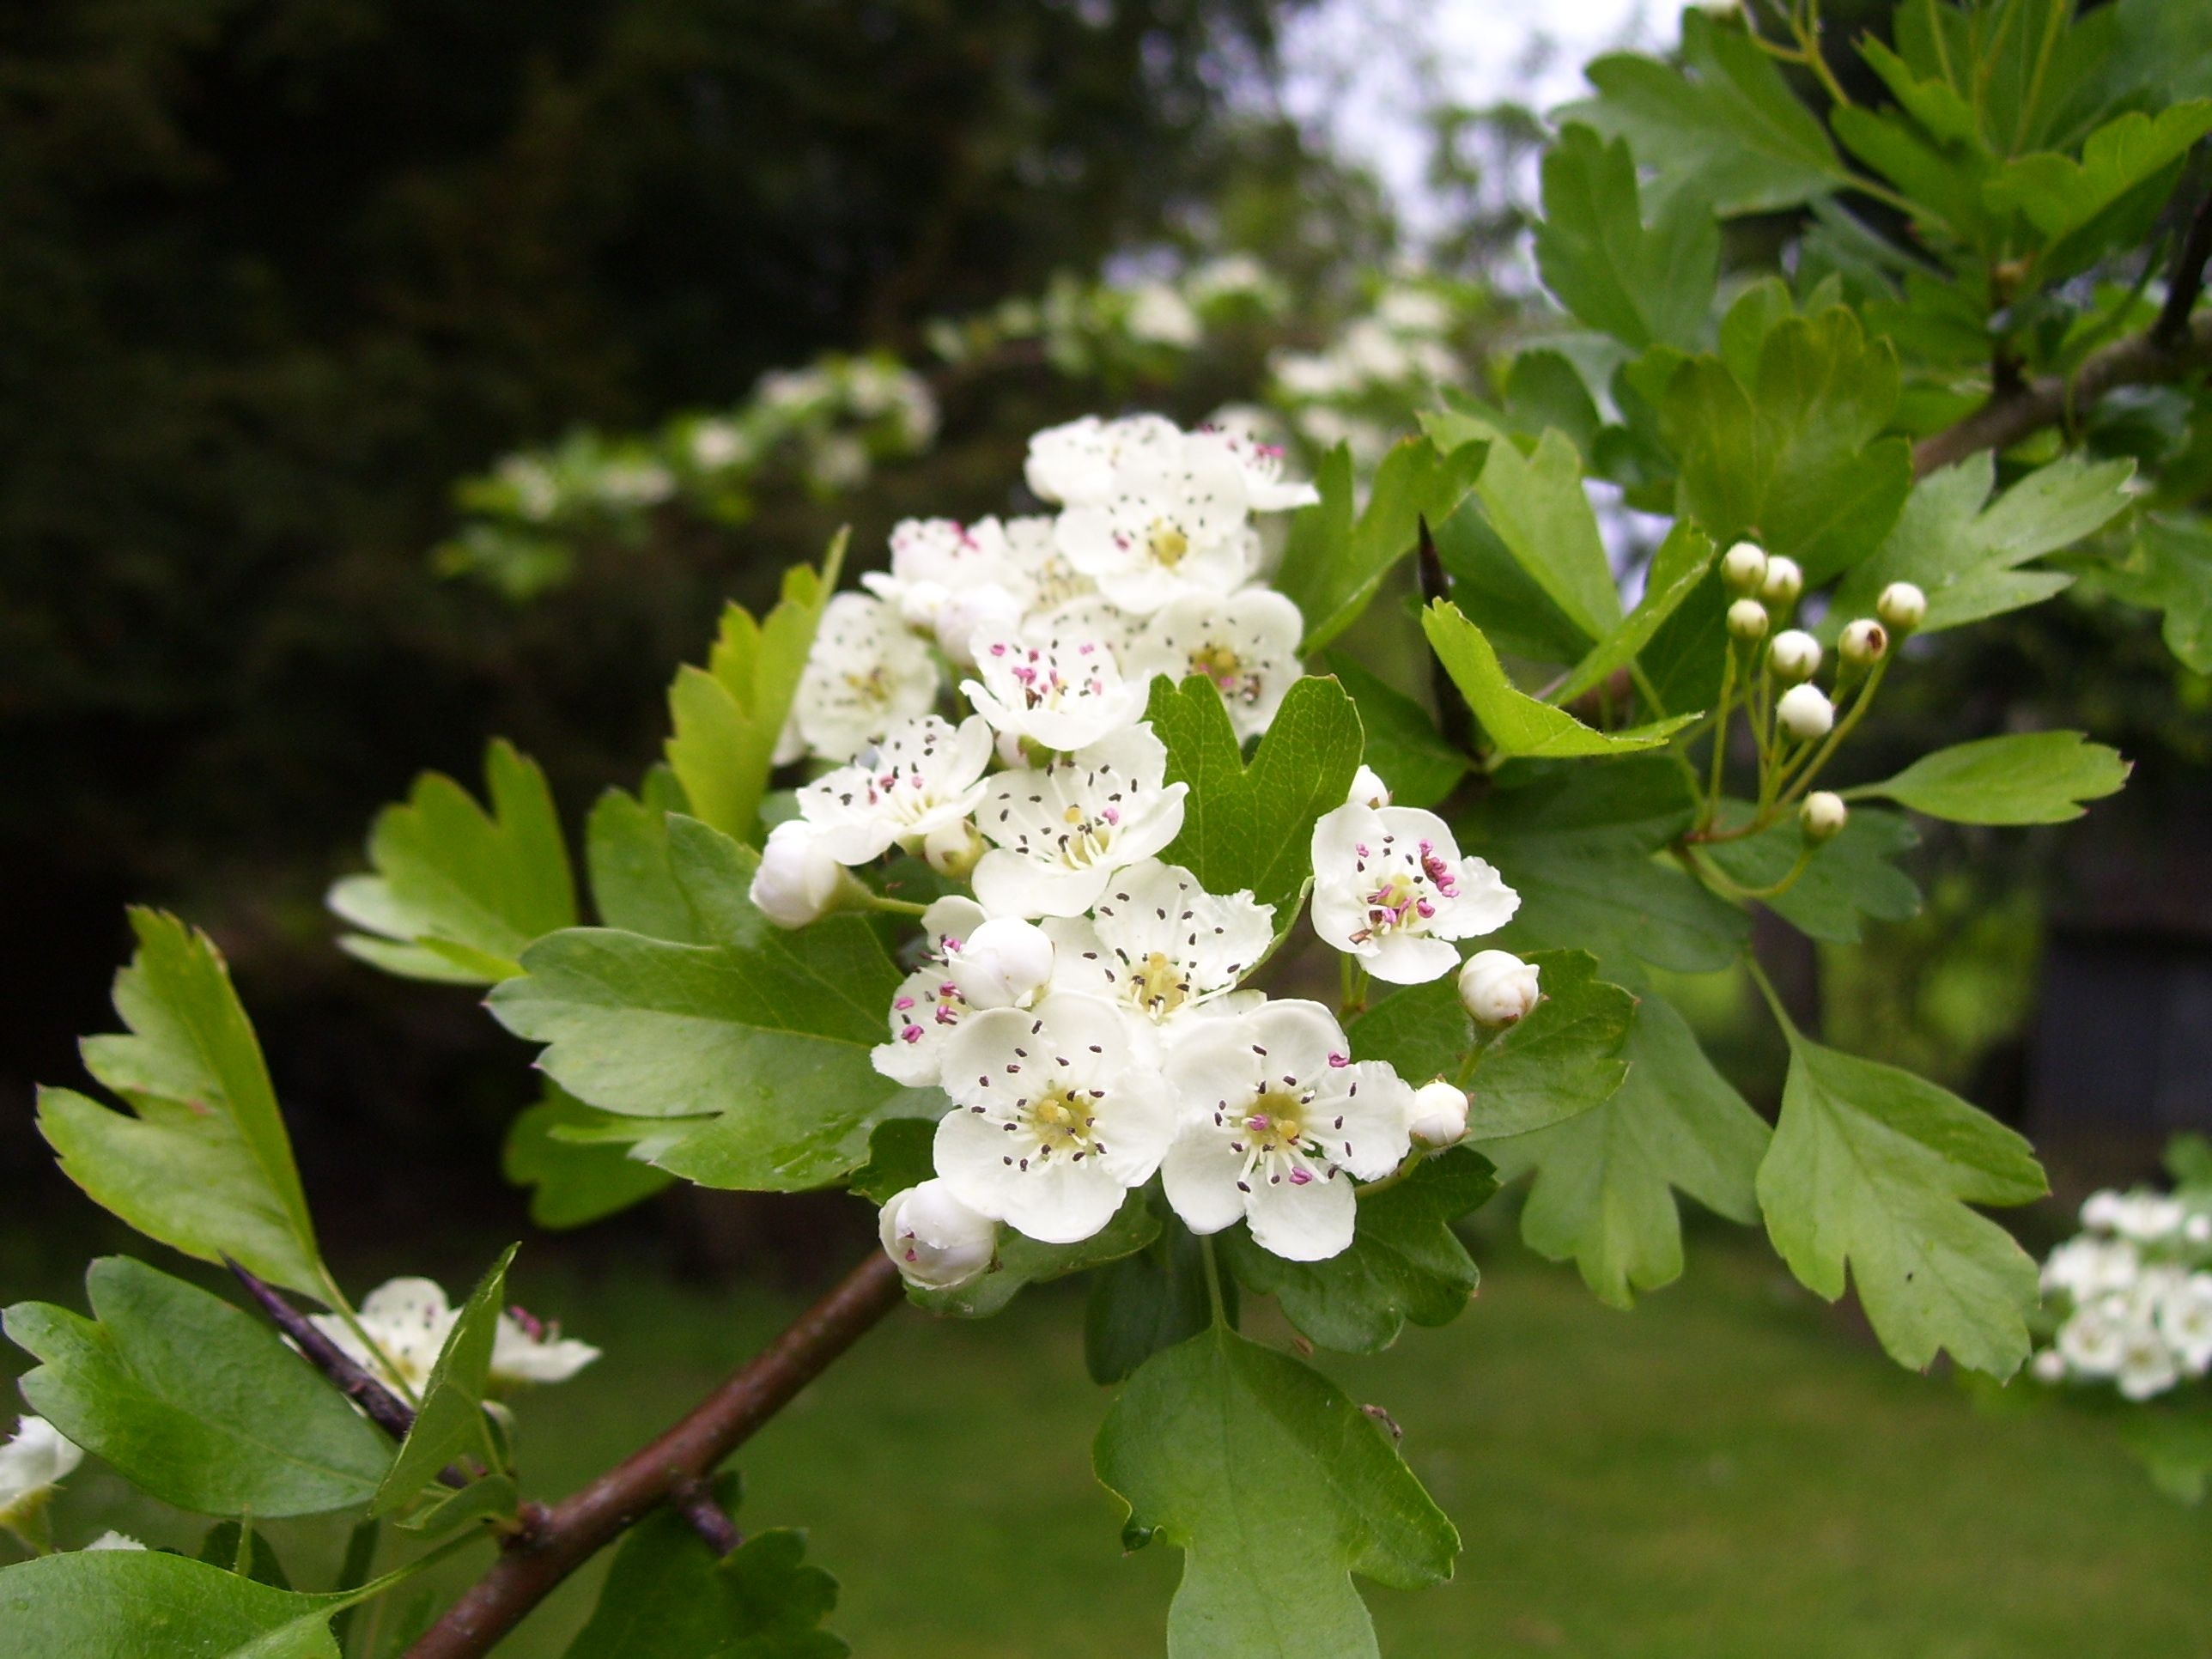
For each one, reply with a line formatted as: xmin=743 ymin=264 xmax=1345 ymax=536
xmin=197 ymin=1522 xmax=294 ymax=1589
xmin=1322 ymin=655 xmax=1468 ymax=810
xmin=1419 ymin=413 xmax=1623 ymax=646
xmin=1455 ymin=757 xmax=1749 ymax=975
xmin=2104 ymin=515 xmax=2212 ymax=672
xmin=1559 ymin=8 xmax=1848 ymax=215
xmin=1488 ymin=994 xmax=1769 ymax=1308
xmin=1223 ymin=1149 xmax=1498 ymax=1353
xmin=0 ymin=1550 xmax=343 ymax=1657
xmin=1275 ymin=434 xmax=1490 ymax=655
xmin=329 ymin=740 xmax=577 ymax=984
xmin=1554 ymin=521 xmax=1717 ymax=706
xmin=845 ymin=1118 xmax=936 ymax=1206
xmin=1849 ymin=731 xmax=2130 ymax=825
xmin=1660 ymin=307 xmax=1911 ymax=586
xmin=565 ymin=1492 xmax=846 ymax=1659
xmin=909 ymin=1192 xmax=1159 ymax=1321
xmin=40 ymin=910 xmax=325 ymax=1298
xmin=665 ymin=538 xmax=845 ymax=846
xmin=503 ymin=1089 xmax=678 ymax=1229
xmin=392 ymin=1473 xmax=520 ymax=1539
xmin=1093 ymin=1327 xmax=1457 ymax=1658
xmin=1534 ymin=125 xmax=1718 ymax=351
xmin=1985 ymin=102 xmax=2212 ymax=281
xmin=1702 ymin=808 xmax=1922 ymax=944
xmin=1832 ymin=453 xmax=2136 ymax=634
xmin=1146 ymin=674 xmax=1365 ymax=924
xmin=490 ymin=817 xmax=936 ymax=1192
xmin=1085 ymin=1223 xmax=1227 ymax=1385
xmin=3 ymin=1258 xmax=392 ymax=1518
xmin=1421 ymin=602 xmax=1694 ymax=758
xmin=372 ymin=1244 xmax=516 ymax=1516
xmin=1757 ymin=1029 xmax=2046 ymax=1376
xmin=586 ymin=768 xmax=705 ymax=941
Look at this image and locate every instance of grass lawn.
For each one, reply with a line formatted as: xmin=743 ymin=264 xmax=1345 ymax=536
xmin=13 ymin=1222 xmax=2211 ymax=1656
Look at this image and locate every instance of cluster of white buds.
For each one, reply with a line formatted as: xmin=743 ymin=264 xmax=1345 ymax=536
xmin=1717 ymin=541 xmax=1917 ymax=761
xmin=2033 ymin=1183 xmax=2212 ymax=1401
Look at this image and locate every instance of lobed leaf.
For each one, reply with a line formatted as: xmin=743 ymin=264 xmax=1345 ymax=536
xmin=371 ymin=1244 xmax=517 ymax=1517
xmin=1085 ymin=1224 xmax=1225 ymax=1386
xmin=1421 ymin=602 xmax=1692 ymax=759
xmin=1702 ymin=808 xmax=1922 ymax=944
xmin=503 ymin=1089 xmax=678 ymax=1230
xmin=1553 ymin=520 xmax=1717 ymax=707
xmin=1849 ymin=732 xmax=2129 ymax=826
xmin=1534 ymin=125 xmax=1719 ymax=352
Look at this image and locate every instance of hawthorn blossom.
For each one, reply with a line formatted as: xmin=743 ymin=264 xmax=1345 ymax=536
xmin=1055 ymin=429 xmax=1257 ymax=613
xmin=1310 ymin=803 xmax=1519 ymax=984
xmin=878 ymin=1180 xmax=999 ymax=1290
xmin=796 ymin=715 xmax=994 ymax=865
xmin=860 ymin=517 xmax=1026 ymax=637
xmin=1043 ymin=860 xmax=1273 ymax=1048
xmin=1196 ymin=424 xmax=1320 ymax=513
xmin=972 ymin=726 xmax=1189 ymax=918
xmin=999 ymin=514 xmax=1099 ymax=619
xmin=309 ymin=1279 xmax=599 ymax=1395
xmin=0 ymin=1416 xmax=82 ymax=1541
xmin=2160 ymin=1275 xmax=2212 ymax=1373
xmin=962 ymin=626 xmax=1150 ymax=751
xmin=84 ymin=1531 xmax=147 ymax=1551
xmin=1024 ymin=414 xmax=1182 ymax=507
xmin=1124 ymin=590 xmax=1304 ymax=738
xmin=933 ymin=994 xmax=1176 ymax=1244
xmin=750 ymin=820 xmax=853 ymax=929
xmin=1458 ymin=951 xmax=1540 ymax=1026
xmin=786 ymin=593 xmax=942 ymax=763
xmin=1161 ymin=999 xmax=1415 ymax=1261
xmin=872 ymin=896 xmax=992 ymax=1087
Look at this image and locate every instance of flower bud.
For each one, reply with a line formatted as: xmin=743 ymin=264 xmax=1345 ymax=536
xmin=1838 ymin=618 xmax=1887 ymax=667
xmin=922 ymin=819 xmax=984 ymax=878
xmin=933 ymin=585 xmax=1024 ymax=669
xmin=1776 ymin=683 xmax=1835 ymax=742
xmin=1759 ymin=556 xmax=1804 ymax=608
xmin=749 ymin=821 xmax=849 ymax=929
xmin=1720 ymin=540 xmax=1769 ymax=594
xmin=1346 ymin=763 xmax=1391 ymax=811
xmin=2031 ymin=1348 xmax=2067 ymax=1384
xmin=945 ymin=915 xmax=1055 ymax=1009
xmin=0 ymin=1416 xmax=82 ymax=1541
xmin=1726 ymin=598 xmax=1771 ymax=641
xmin=878 ymin=1181 xmax=998 ymax=1290
xmin=1458 ymin=949 xmax=1540 ymax=1026
xmin=1876 ymin=580 xmax=1927 ymax=631
xmin=1767 ymin=629 xmax=1821 ymax=684
xmin=1800 ymin=791 xmax=1848 ymax=842
xmin=1408 ymin=1079 xmax=1470 ymax=1146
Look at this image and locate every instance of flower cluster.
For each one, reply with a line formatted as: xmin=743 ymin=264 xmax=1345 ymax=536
xmin=750 ymin=416 xmax=1534 ymax=1282
xmin=307 ymin=1277 xmax=600 ymax=1397
xmin=2032 ymin=1187 xmax=2212 ymax=1401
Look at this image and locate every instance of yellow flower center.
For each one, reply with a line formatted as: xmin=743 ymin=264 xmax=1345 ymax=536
xmin=1129 ymin=951 xmax=1190 ymax=1018
xmin=1241 ymin=1091 xmax=1308 ymax=1155
xmin=1147 ymin=519 xmax=1190 ymax=568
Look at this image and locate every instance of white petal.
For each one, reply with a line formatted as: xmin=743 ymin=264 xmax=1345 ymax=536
xmin=1364 ymin=933 xmax=1463 ymax=985
xmin=1160 ymin=1127 xmax=1250 ymax=1235
xmin=1245 ymin=1167 xmax=1358 ymax=1261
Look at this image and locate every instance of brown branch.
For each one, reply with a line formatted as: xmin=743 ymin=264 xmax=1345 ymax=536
xmin=670 ymin=1476 xmax=743 ymax=1556
xmin=226 ymin=1259 xmax=420 ymax=1443
xmin=1911 ymin=312 xmax=2212 ymax=478
xmin=405 ymin=1250 xmax=904 ymax=1659
xmin=2154 ymin=186 xmax=2212 ymax=349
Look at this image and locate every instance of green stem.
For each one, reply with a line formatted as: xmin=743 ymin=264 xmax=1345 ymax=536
xmin=1199 ymin=1234 xmax=1228 ymax=1328
xmin=1779 ymin=656 xmax=1890 ymax=811
xmin=860 ymin=893 xmax=929 ymax=918
xmin=1742 ymin=952 xmax=1801 ymax=1041
xmin=1339 ymin=954 xmax=1370 ymax=1018
xmin=318 ymin=1269 xmax=422 ymax=1411
xmin=332 ymin=1518 xmax=382 ymax=1657
xmin=1701 ymin=647 xmax=1739 ymax=831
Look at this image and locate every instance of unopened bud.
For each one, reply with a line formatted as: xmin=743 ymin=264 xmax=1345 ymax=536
xmin=1346 ymin=763 xmax=1391 ymax=811
xmin=922 ymin=819 xmax=984 ymax=878
xmin=1876 ymin=580 xmax=1927 ymax=632
xmin=1776 ymin=683 xmax=1835 ymax=742
xmin=1800 ymin=791 xmax=1848 ymax=842
xmin=1726 ymin=598 xmax=1771 ymax=641
xmin=878 ymin=1181 xmax=998 ymax=1290
xmin=1838 ymin=617 xmax=1887 ymax=667
xmin=1720 ymin=541 xmax=1769 ymax=594
xmin=1759 ymin=556 xmax=1803 ymax=608
xmin=1458 ymin=949 xmax=1540 ymax=1026
xmin=750 ymin=821 xmax=852 ymax=929
xmin=944 ymin=916 xmax=1055 ymax=1009
xmin=1408 ymin=1079 xmax=1470 ymax=1146
xmin=1768 ymin=629 xmax=1821 ymax=684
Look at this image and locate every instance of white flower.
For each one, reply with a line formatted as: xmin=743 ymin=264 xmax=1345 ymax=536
xmin=1122 ymin=590 xmax=1304 ymax=738
xmin=83 ymin=1531 xmax=146 ymax=1551
xmin=1376 ymin=287 xmax=1454 ymax=335
xmin=933 ymin=585 xmax=1027 ymax=669
xmin=1310 ymin=803 xmax=1519 ymax=984
xmin=1346 ymin=764 xmax=1391 ymax=810
xmin=872 ymin=897 xmax=994 ymax=1087
xmin=972 ymin=725 xmax=1189 ymax=919
xmin=749 ymin=820 xmax=852 ymax=929
xmin=311 ymin=1279 xmax=596 ymax=1395
xmin=1458 ymin=950 xmax=1540 ymax=1025
xmin=1408 ymin=1079 xmax=1470 ymax=1146
xmin=961 ymin=624 xmax=1150 ymax=751
xmin=860 ymin=517 xmax=1024 ymax=635
xmin=944 ymin=916 xmax=1057 ymax=1010
xmin=1184 ymin=254 xmax=1272 ymax=305
xmin=2030 ymin=1347 xmax=2068 ymax=1384
xmin=1000 ymin=514 xmax=1101 ymax=618
xmin=878 ymin=1180 xmax=999 ymax=1289
xmin=689 ymin=419 xmax=750 ymax=471
xmin=2158 ymin=1273 xmax=2212 ymax=1374
xmin=1054 ymin=429 xmax=1259 ymax=613
xmin=1042 ymin=860 xmax=1273 ymax=1047
xmin=1024 ymin=414 xmax=1182 ymax=508
xmin=2081 ymin=1190 xmax=2127 ymax=1232
xmin=2056 ymin=1304 xmax=2129 ymax=1376
xmin=1775 ymin=684 xmax=1834 ymax=741
xmin=924 ymin=819 xmax=985 ymax=878
xmin=0 ymin=1416 xmax=82 ymax=1534
xmin=1161 ymin=999 xmax=1414 ymax=1261
xmin=796 ymin=715 xmax=994 ymax=866
xmin=2117 ymin=1325 xmax=2182 ymax=1401
xmin=2041 ymin=1235 xmax=2141 ymax=1299
xmin=933 ymin=994 xmax=1176 ymax=1244
xmin=788 ymin=593 xmax=942 ymax=763
xmin=2112 ymin=1194 xmax=2187 ymax=1243
xmin=1125 ymin=282 xmax=1202 ymax=348
xmin=1194 ymin=425 xmax=1320 ymax=513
